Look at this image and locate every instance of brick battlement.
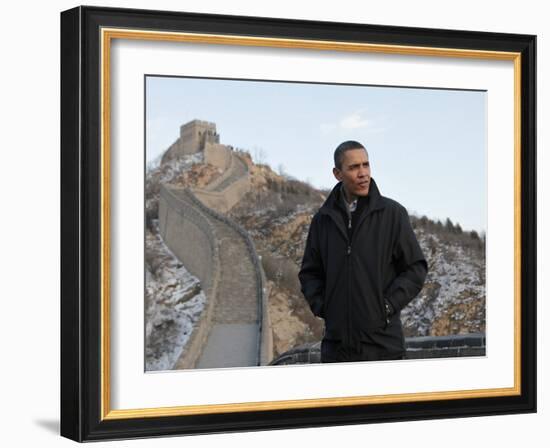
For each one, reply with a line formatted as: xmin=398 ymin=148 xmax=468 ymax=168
xmin=269 ymin=333 xmax=486 ymax=365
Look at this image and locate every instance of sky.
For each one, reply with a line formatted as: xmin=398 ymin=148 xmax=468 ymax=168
xmin=146 ymin=76 xmax=487 ymax=234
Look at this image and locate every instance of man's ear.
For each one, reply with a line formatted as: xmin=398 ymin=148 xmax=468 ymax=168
xmin=333 ymin=167 xmax=342 ymax=181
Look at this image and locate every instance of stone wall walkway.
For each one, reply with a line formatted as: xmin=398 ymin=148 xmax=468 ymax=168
xmin=196 ymin=216 xmax=259 ymax=368
xmin=167 ymin=153 xmax=261 ymax=369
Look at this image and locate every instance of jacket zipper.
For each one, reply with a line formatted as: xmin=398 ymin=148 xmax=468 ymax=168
xmin=318 ymin=189 xmax=386 ymax=345
xmin=347 ymin=212 xmax=385 ymax=328
xmin=321 ymin=210 xmax=359 ymax=348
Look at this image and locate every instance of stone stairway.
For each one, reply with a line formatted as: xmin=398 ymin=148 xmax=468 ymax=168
xmin=169 ymin=187 xmax=261 ymax=369
xmin=196 ymin=217 xmax=259 ymax=369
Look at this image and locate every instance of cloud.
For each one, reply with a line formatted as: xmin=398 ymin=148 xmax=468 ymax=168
xmin=340 ymin=112 xmax=370 ymax=129
xmin=320 ymin=110 xmax=380 ymax=134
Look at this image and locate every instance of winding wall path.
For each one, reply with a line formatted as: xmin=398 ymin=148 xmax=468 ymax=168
xmin=159 ymin=149 xmax=271 ymax=369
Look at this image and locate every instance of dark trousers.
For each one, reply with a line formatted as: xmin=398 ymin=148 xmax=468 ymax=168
xmin=321 ymin=338 xmax=405 ymax=363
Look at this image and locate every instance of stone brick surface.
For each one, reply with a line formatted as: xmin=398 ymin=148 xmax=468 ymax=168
xmin=210 ymin=219 xmax=258 ymax=324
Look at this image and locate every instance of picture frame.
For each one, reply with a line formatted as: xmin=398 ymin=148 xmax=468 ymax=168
xmin=60 ymin=5 xmax=536 ymax=442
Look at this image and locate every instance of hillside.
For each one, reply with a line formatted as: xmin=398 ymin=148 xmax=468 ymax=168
xmin=145 ymin=148 xmax=486 ymax=363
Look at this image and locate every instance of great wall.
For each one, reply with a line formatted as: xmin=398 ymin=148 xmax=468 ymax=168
xmin=158 ymin=120 xmax=272 ymax=368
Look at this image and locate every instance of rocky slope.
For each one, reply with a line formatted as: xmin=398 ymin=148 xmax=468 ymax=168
xmin=405 ymin=226 xmax=485 ymax=337
xmin=145 ymin=224 xmax=206 ymax=371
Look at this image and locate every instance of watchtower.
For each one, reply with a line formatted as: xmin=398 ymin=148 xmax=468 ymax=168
xmin=161 ymin=119 xmax=220 ymax=164
xmin=180 ymin=120 xmax=219 ymax=153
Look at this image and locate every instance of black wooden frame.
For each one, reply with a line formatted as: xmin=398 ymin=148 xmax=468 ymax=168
xmin=60 ymin=5 xmax=536 ymax=442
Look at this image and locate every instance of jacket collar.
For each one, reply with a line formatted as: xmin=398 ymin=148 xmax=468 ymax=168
xmin=320 ymin=177 xmax=385 ymax=217
xmin=318 ymin=177 xmax=386 ymax=243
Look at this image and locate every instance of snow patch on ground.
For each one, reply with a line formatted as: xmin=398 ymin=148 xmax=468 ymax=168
xmin=145 ymin=222 xmax=207 ymax=370
xmin=401 ymin=229 xmax=485 ymax=336
xmin=145 ymin=152 xmax=210 ymax=371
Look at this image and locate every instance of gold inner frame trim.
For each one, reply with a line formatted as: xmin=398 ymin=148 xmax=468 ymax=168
xmin=514 ymin=54 xmax=522 ymax=391
xmin=100 ymin=28 xmax=111 ymax=421
xmin=103 ymin=28 xmax=520 ymax=60
xmin=100 ymin=27 xmax=522 ymax=421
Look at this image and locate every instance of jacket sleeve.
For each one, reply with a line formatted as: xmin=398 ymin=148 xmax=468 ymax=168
xmin=385 ymin=206 xmax=428 ymax=314
xmin=298 ymin=214 xmax=326 ymax=318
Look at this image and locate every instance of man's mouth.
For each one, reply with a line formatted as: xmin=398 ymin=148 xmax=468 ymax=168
xmin=359 ymin=181 xmax=369 ymax=188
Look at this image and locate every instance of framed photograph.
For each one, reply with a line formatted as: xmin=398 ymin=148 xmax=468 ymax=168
xmin=60 ymin=5 xmax=536 ymax=442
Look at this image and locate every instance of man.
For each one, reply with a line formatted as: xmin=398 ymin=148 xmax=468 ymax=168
xmin=298 ymin=141 xmax=428 ymax=363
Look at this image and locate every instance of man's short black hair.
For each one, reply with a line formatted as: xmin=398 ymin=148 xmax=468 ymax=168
xmin=333 ymin=140 xmax=367 ymax=170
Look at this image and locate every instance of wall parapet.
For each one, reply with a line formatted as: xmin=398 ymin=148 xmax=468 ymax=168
xmin=158 ymin=185 xmax=221 ymax=369
xmin=159 ymin=185 xmax=218 ymax=290
xmin=192 ymin=151 xmax=251 ymax=213
xmin=404 ymin=333 xmax=486 ymax=359
xmin=269 ymin=333 xmax=487 ymax=365
xmin=192 ymin=175 xmax=250 ymax=213
xmin=203 ymin=142 xmax=232 ymax=176
xmin=202 ymin=148 xmax=234 ymax=192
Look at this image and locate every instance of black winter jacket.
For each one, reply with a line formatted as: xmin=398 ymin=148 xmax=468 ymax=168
xmin=298 ymin=178 xmax=428 ymax=353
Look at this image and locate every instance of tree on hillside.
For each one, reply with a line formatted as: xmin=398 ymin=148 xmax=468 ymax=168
xmin=445 ymin=217 xmax=455 ymax=233
xmin=252 ymin=146 xmax=267 ymax=165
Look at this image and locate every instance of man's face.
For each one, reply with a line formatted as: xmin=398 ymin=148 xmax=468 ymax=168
xmin=332 ymin=148 xmax=371 ymax=198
